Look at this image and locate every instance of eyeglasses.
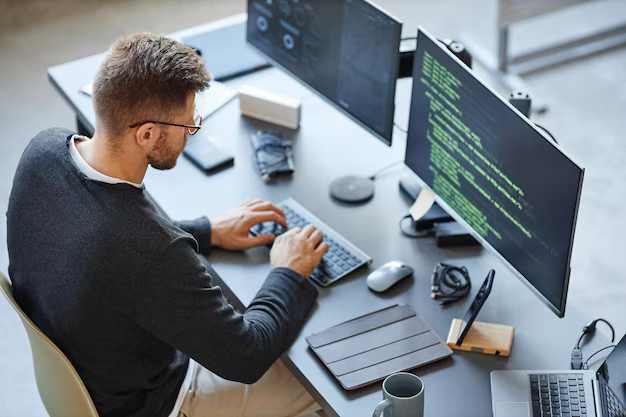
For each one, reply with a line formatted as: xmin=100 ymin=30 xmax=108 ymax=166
xmin=129 ymin=109 xmax=203 ymax=135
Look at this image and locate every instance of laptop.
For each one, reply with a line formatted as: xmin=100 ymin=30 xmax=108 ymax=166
xmin=491 ymin=334 xmax=626 ymax=417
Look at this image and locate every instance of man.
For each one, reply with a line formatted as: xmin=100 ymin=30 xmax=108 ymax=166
xmin=7 ymin=33 xmax=328 ymax=417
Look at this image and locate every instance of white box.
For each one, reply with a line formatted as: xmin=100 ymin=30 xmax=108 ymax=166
xmin=239 ymin=84 xmax=301 ymax=130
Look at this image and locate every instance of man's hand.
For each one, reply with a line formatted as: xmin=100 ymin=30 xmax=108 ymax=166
xmin=270 ymin=225 xmax=329 ymax=277
xmin=210 ymin=200 xmax=288 ymax=250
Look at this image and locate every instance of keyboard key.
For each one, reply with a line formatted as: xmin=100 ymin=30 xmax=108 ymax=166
xmin=568 ymin=375 xmax=577 ymax=380
xmin=542 ymin=393 xmax=550 ymax=399
xmin=542 ymin=387 xmax=550 ymax=393
xmin=532 ymin=401 xmax=541 ymax=417
xmin=559 ymin=375 xmax=568 ymax=381
xmin=550 ymin=375 xmax=558 ymax=383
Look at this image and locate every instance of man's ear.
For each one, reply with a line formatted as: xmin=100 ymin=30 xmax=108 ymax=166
xmin=135 ymin=123 xmax=160 ymax=150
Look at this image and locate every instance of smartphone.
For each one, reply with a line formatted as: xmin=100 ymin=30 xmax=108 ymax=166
xmin=183 ymin=136 xmax=234 ymax=174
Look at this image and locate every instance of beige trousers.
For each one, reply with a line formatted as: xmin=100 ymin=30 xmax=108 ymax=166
xmin=178 ymin=360 xmax=325 ymax=417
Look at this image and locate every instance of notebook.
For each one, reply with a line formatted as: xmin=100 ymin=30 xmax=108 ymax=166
xmin=306 ymin=304 xmax=453 ymax=390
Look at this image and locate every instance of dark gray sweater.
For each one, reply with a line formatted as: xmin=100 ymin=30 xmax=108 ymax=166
xmin=6 ymin=128 xmax=318 ymax=417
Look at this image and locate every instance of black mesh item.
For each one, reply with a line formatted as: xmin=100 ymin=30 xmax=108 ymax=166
xmin=250 ymin=130 xmax=294 ymax=182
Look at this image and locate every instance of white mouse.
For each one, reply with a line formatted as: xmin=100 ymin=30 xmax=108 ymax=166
xmin=367 ymin=261 xmax=414 ymax=293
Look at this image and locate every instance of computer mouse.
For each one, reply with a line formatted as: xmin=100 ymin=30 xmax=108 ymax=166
xmin=367 ymin=261 xmax=414 ymax=293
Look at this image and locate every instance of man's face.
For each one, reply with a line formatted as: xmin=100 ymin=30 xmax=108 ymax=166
xmin=147 ymin=94 xmax=195 ymax=170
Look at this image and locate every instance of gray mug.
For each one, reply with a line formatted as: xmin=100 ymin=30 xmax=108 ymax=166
xmin=372 ymin=372 xmax=425 ymax=417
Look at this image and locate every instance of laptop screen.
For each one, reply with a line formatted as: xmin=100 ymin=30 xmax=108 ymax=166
xmin=596 ymin=334 xmax=626 ymax=414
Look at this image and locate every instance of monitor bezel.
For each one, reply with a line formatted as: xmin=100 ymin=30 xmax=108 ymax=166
xmin=406 ymin=26 xmax=585 ymax=318
xmin=245 ymin=1 xmax=402 ymax=146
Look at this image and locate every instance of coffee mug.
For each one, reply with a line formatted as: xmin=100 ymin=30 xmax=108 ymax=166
xmin=372 ymin=372 xmax=425 ymax=417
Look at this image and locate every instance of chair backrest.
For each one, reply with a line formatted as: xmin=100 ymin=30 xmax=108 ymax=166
xmin=0 ymin=272 xmax=99 ymax=417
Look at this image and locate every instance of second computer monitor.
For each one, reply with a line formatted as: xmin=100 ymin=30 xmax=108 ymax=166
xmin=246 ymin=0 xmax=401 ymax=145
xmin=405 ymin=27 xmax=584 ymax=317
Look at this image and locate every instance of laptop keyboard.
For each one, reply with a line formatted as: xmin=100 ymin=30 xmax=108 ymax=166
xmin=530 ymin=374 xmax=587 ymax=417
xmin=249 ymin=198 xmax=371 ymax=287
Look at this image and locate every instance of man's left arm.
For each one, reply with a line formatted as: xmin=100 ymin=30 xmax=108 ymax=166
xmin=173 ymin=200 xmax=288 ymax=254
xmin=172 ymin=217 xmax=212 ymax=254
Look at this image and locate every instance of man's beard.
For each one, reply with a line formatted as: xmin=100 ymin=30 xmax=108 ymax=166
xmin=147 ymin=131 xmax=186 ymax=171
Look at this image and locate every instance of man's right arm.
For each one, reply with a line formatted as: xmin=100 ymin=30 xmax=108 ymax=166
xmin=133 ymin=235 xmax=318 ymax=384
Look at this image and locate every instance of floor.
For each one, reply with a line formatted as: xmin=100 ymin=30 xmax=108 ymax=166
xmin=0 ymin=0 xmax=625 ymax=415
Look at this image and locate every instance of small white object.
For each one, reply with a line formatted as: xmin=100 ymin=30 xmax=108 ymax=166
xmin=80 ymin=82 xmax=93 ymax=97
xmin=410 ymin=185 xmax=436 ymax=222
xmin=195 ymin=81 xmax=237 ymax=120
xmin=367 ymin=261 xmax=414 ymax=293
xmin=239 ymin=84 xmax=301 ymax=129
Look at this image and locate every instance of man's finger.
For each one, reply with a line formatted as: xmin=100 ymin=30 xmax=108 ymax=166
xmin=248 ymin=201 xmax=285 ymax=219
xmin=247 ymin=211 xmax=287 ymax=229
xmin=300 ymin=224 xmax=316 ymax=238
xmin=242 ymin=199 xmax=264 ymax=207
xmin=314 ymin=241 xmax=330 ymax=256
xmin=247 ymin=233 xmax=275 ymax=248
xmin=308 ymin=229 xmax=324 ymax=245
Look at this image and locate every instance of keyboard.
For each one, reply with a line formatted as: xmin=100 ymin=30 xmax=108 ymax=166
xmin=249 ymin=198 xmax=371 ymax=287
xmin=529 ymin=374 xmax=588 ymax=417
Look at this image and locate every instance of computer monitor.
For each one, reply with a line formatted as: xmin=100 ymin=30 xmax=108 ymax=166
xmin=246 ymin=0 xmax=402 ymax=145
xmin=405 ymin=27 xmax=584 ymax=317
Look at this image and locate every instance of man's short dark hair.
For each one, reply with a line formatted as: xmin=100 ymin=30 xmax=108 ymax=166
xmin=92 ymin=32 xmax=211 ymax=138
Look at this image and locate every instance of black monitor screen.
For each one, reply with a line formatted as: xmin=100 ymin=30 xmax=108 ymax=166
xmin=597 ymin=336 xmax=626 ymax=414
xmin=247 ymin=0 xmax=401 ymax=145
xmin=405 ymin=28 xmax=584 ymax=317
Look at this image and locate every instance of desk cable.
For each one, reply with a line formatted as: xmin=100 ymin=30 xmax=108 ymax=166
xmin=430 ymin=263 xmax=472 ymax=306
xmin=393 ymin=122 xmax=408 ymax=134
xmin=368 ymin=160 xmax=405 ymax=181
xmin=571 ymin=318 xmax=615 ymax=370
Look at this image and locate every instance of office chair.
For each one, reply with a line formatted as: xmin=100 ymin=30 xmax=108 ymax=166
xmin=0 ymin=272 xmax=99 ymax=417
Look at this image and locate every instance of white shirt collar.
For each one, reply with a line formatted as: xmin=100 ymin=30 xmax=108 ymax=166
xmin=69 ymin=135 xmax=143 ymax=188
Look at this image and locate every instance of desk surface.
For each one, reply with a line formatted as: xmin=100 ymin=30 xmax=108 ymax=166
xmin=48 ymin=14 xmax=604 ymax=417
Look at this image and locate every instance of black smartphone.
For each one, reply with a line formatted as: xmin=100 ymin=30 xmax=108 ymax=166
xmin=456 ymin=269 xmax=495 ymax=346
xmin=183 ymin=136 xmax=234 ymax=174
